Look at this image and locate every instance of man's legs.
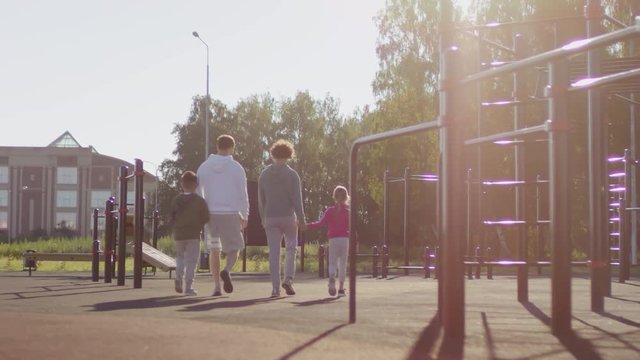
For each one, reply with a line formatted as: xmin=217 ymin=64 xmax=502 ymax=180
xmin=217 ymin=214 xmax=244 ymax=294
xmin=209 ymin=248 xmax=221 ymax=294
xmin=205 ymin=217 xmax=223 ymax=295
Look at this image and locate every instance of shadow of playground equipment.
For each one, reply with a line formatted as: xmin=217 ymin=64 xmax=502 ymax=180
xmin=523 ymin=302 xmax=603 ymax=360
xmin=278 ymin=323 xmax=349 ymax=360
xmin=90 ymin=295 xmax=208 ymax=311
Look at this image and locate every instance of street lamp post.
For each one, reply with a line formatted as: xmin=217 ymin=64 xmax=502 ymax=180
xmin=192 ymin=31 xmax=210 ymax=160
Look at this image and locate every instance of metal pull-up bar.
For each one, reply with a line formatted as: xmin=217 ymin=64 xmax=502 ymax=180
xmin=348 ymin=119 xmax=440 ymax=323
xmin=461 ymin=17 xmax=640 ymax=85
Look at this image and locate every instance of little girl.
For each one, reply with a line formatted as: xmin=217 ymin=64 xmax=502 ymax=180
xmin=307 ymin=185 xmax=350 ymax=297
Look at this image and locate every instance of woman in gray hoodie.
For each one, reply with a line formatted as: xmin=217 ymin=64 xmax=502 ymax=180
xmin=258 ymin=139 xmax=307 ymax=297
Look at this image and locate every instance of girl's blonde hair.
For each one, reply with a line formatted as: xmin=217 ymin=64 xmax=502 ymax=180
xmin=333 ymin=185 xmax=350 ymax=206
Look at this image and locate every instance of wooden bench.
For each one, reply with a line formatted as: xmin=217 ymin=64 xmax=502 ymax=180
xmin=22 ymin=252 xmax=105 ymax=276
xmin=23 ymin=244 xmax=176 ymax=278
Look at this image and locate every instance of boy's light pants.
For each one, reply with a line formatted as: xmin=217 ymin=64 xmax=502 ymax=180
xmin=174 ymin=239 xmax=200 ymax=290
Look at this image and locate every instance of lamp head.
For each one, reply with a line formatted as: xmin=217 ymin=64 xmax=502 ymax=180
xmin=192 ymin=31 xmax=199 ymax=38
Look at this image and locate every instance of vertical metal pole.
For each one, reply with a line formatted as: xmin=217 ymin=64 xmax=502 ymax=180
xmin=403 ymin=167 xmax=410 ymax=275
xmin=104 ymin=197 xmax=114 ymax=283
xmin=117 ymin=166 xmax=128 ymax=286
xmin=205 ymin=56 xmax=210 ymax=160
xmin=440 ymin=46 xmax=466 ymax=339
xmin=372 ymin=245 xmax=379 ymax=278
xmin=133 ymin=159 xmax=144 ymax=289
xmin=92 ymin=208 xmax=100 ymax=282
xmin=152 ymin=210 xmax=159 ymax=249
xmin=629 ymin=3 xmax=639 ymax=266
xmin=513 ymin=33 xmax=528 ymax=303
xmin=585 ymin=0 xmax=608 ymax=312
xmin=300 ymin=230 xmax=305 ymax=273
xmin=621 ymin=149 xmax=631 ymax=281
xmin=438 ymin=0 xmax=455 ymax=326
xmin=536 ymin=175 xmax=544 ymax=275
xmin=349 ymin=143 xmax=360 ymax=323
xmin=318 ymin=244 xmax=325 ymax=278
xmin=547 ymin=59 xmax=572 ymax=336
xmin=383 ymin=170 xmax=389 ymax=249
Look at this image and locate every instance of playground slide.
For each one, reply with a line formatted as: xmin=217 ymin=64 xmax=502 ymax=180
xmin=128 ymin=242 xmax=176 ymax=272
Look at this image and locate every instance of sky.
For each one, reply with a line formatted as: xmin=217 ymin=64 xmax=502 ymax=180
xmin=1 ymin=0 xmax=475 ymax=174
xmin=0 ymin=0 xmax=389 ymax=172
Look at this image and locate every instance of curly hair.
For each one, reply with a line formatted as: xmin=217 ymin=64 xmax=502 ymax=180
xmin=270 ymin=139 xmax=295 ymax=160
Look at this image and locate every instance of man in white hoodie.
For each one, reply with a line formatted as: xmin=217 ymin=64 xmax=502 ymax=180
xmin=197 ymin=134 xmax=249 ymax=296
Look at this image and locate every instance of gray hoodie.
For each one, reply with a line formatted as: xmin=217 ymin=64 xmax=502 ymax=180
xmin=257 ymin=162 xmax=305 ymax=222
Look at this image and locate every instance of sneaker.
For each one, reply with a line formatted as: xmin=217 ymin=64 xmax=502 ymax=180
xmin=212 ymin=289 xmax=222 ymax=297
xmin=220 ymin=270 xmax=233 ymax=293
xmin=270 ymin=290 xmax=281 ymax=298
xmin=185 ymin=288 xmax=198 ymax=296
xmin=328 ymin=278 xmax=336 ymax=296
xmin=174 ymin=280 xmax=183 ymax=294
xmin=282 ymin=281 xmax=296 ymax=296
xmin=337 ymin=289 xmax=346 ymax=297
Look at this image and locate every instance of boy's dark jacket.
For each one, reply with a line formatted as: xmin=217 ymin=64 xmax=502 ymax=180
xmin=171 ymin=193 xmax=209 ymax=241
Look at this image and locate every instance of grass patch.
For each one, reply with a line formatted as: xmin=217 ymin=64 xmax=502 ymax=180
xmin=0 ymin=237 xmax=378 ymax=274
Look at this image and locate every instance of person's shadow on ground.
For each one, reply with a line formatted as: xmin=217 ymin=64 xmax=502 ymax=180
xmin=88 ymin=295 xmax=208 ymax=311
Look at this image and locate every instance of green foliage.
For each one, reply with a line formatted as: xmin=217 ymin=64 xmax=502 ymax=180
xmin=0 ymin=237 xmax=93 ymax=259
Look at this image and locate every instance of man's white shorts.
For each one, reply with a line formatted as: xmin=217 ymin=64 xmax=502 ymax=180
xmin=205 ymin=235 xmax=221 ymax=251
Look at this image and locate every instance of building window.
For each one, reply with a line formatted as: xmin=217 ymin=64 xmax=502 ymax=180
xmin=90 ymin=191 xmax=112 ymax=209
xmin=0 ymin=211 xmax=7 ymax=229
xmin=56 ymin=190 xmax=77 ymax=208
xmin=57 ymin=167 xmax=78 ymax=185
xmin=0 ymin=166 xmax=7 ymax=184
xmin=55 ymin=212 xmax=76 ymax=229
xmin=0 ymin=190 xmax=7 ymax=207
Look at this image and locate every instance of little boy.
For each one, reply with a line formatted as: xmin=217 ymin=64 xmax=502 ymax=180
xmin=170 ymin=171 xmax=209 ymax=295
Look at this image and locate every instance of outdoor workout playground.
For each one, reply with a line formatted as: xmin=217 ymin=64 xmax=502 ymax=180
xmin=3 ymin=0 xmax=640 ymax=359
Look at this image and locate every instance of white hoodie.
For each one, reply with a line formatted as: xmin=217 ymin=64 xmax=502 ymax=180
xmin=196 ymin=154 xmax=249 ymax=220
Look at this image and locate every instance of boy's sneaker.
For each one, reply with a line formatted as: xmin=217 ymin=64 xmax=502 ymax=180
xmin=337 ymin=289 xmax=346 ymax=297
xmin=328 ymin=278 xmax=337 ymax=296
xmin=282 ymin=281 xmax=296 ymax=296
xmin=270 ymin=290 xmax=281 ymax=298
xmin=174 ymin=280 xmax=183 ymax=294
xmin=185 ymin=288 xmax=198 ymax=296
xmin=211 ymin=288 xmax=222 ymax=297
xmin=220 ymin=270 xmax=233 ymax=293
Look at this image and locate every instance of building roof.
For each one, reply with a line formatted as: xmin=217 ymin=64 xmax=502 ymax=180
xmin=47 ymin=131 xmax=83 ymax=148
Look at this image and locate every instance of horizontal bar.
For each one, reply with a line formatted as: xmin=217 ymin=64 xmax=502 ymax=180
xmin=493 ymin=138 xmax=548 ymax=145
xmin=461 ymin=20 xmax=640 ymax=85
xmin=482 ymin=180 xmax=525 ymax=186
xmin=604 ymin=14 xmax=628 ymax=29
xmin=483 ymin=220 xmax=526 ymax=225
xmin=465 ymin=123 xmax=547 ymax=146
xmin=613 ymin=94 xmax=640 ymax=106
xmin=352 ymin=120 xmax=439 ymax=147
xmin=462 ymin=31 xmax=514 ymax=53
xmin=481 ymin=97 xmax=546 ymax=107
xmin=456 ymin=15 xmax=585 ymax=31
xmin=570 ymin=67 xmax=640 ymax=91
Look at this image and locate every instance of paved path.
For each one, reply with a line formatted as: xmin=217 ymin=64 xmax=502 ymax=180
xmin=0 ymin=270 xmax=638 ymax=359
